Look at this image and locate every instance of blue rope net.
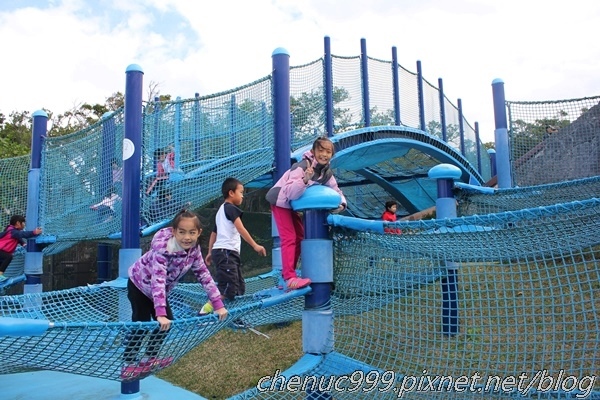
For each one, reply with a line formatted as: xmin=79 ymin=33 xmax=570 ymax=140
xmin=0 ymin=46 xmax=597 ymax=398
xmin=0 ymin=279 xmax=309 ymax=381
xmin=506 ymin=96 xmax=600 ymax=186
xmin=237 ymin=197 xmax=599 ymax=399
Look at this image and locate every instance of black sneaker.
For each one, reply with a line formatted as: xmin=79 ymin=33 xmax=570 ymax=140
xmin=230 ymin=319 xmax=249 ymax=329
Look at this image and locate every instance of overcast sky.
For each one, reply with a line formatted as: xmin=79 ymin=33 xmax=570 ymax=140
xmin=1 ymin=0 xmax=598 ymax=142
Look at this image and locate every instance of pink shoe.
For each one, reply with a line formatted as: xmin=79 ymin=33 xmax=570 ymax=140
xmin=142 ymin=356 xmax=174 ymax=370
xmin=121 ymin=363 xmax=151 ymax=380
xmin=285 ymin=277 xmax=311 ymax=290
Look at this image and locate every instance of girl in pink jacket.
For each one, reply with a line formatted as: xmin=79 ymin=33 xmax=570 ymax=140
xmin=122 ymin=210 xmax=227 ymax=379
xmin=266 ymin=137 xmax=346 ymax=290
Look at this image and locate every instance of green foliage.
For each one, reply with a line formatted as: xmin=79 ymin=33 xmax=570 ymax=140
xmin=369 ymin=107 xmax=395 ymax=126
xmin=290 ymin=86 xmax=352 ymax=142
xmin=427 ymin=120 xmax=460 ymax=143
xmin=510 ymin=110 xmax=571 ymax=161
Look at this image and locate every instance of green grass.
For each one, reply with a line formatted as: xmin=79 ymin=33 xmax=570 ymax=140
xmin=158 ymin=320 xmax=302 ymax=399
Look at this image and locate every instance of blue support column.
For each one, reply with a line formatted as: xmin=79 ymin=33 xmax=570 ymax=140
xmin=324 ymin=36 xmax=334 ymax=137
xmin=438 ymin=78 xmax=447 ymax=142
xmin=416 ymin=60 xmax=426 ymax=132
xmin=271 ymin=47 xmax=291 ymax=287
xmin=488 ymin=148 xmax=497 ymax=178
xmin=491 ymin=79 xmax=512 ymax=188
xmin=458 ymin=98 xmax=466 ymax=156
xmin=290 ymin=186 xmax=341 ymax=400
xmin=475 ymin=122 xmax=482 ymax=174
xmin=428 ymin=164 xmax=461 ymax=336
xmin=120 ymin=64 xmax=144 ymax=397
xmin=392 ymin=46 xmax=401 ymax=126
xmin=360 ymin=38 xmax=370 ymax=127
xmin=24 ymin=110 xmax=47 ymax=295
xmin=97 ymin=243 xmax=112 ymax=283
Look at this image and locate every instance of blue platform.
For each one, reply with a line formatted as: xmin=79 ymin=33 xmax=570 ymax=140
xmin=0 ymin=370 xmax=207 ymax=400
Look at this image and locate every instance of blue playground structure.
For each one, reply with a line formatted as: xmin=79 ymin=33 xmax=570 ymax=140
xmin=0 ymin=36 xmax=598 ymax=399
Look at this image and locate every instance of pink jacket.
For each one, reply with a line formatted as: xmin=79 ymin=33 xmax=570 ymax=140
xmin=266 ymin=150 xmax=346 ymax=209
xmin=128 ymin=228 xmax=224 ymax=317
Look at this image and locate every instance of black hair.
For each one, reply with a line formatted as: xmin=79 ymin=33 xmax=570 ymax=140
xmin=312 ymin=136 xmax=335 ymax=156
xmin=171 ymin=209 xmax=202 ymax=233
xmin=385 ymin=200 xmax=397 ymax=210
xmin=10 ymin=215 xmax=25 ymax=225
xmin=221 ymin=177 xmax=242 ymax=199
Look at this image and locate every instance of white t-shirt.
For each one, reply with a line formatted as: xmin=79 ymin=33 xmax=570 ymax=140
xmin=212 ymin=202 xmax=243 ymax=253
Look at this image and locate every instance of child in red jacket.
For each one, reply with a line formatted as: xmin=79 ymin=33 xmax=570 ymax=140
xmin=382 ymin=201 xmax=402 ymax=235
xmin=0 ymin=215 xmax=42 ymax=282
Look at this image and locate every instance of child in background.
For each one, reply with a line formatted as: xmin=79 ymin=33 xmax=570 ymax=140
xmin=266 ymin=137 xmax=346 ymax=290
xmin=0 ymin=215 xmax=42 ymax=282
xmin=122 ymin=210 xmax=228 ymax=379
xmin=200 ymin=178 xmax=267 ymax=321
xmin=90 ymin=189 xmax=121 ymax=223
xmin=146 ymin=145 xmax=175 ymax=195
xmin=382 ymin=200 xmax=402 ymax=234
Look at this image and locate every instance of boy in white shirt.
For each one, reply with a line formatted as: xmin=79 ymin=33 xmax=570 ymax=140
xmin=200 ymin=178 xmax=266 ymax=321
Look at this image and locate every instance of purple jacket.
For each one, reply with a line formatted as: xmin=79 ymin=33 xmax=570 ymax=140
xmin=266 ymin=150 xmax=346 ymax=209
xmin=128 ymin=228 xmax=224 ymax=317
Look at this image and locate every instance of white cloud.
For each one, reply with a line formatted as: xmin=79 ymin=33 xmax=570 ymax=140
xmin=1 ymin=0 xmax=599 ymax=144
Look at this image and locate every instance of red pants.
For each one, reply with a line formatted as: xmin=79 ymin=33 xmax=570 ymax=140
xmin=271 ymin=205 xmax=304 ymax=280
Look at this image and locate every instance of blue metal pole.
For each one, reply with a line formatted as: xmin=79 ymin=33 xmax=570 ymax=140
xmin=291 ymin=186 xmax=339 ymax=400
xmin=272 ymin=47 xmax=291 ymax=287
xmin=416 ymin=61 xmax=426 ymax=132
xmin=120 ymin=64 xmax=144 ymax=396
xmin=458 ymin=99 xmax=466 ymax=156
xmin=491 ymin=79 xmax=512 ymax=188
xmin=360 ymin=38 xmax=370 ymax=127
xmin=488 ymin=148 xmax=497 ymax=178
xmin=475 ymin=122 xmax=482 ymax=174
xmin=428 ymin=164 xmax=461 ymax=337
xmin=438 ymin=78 xmax=447 ymax=142
xmin=324 ymin=36 xmax=334 ymax=137
xmin=24 ymin=110 xmax=47 ymax=295
xmin=97 ymin=243 xmax=112 ymax=283
xmin=392 ymin=46 xmax=401 ymax=126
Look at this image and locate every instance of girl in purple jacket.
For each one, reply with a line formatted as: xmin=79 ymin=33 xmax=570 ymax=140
xmin=266 ymin=137 xmax=346 ymax=290
xmin=122 ymin=210 xmax=227 ymax=379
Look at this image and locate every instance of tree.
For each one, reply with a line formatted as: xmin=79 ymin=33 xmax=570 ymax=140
xmin=0 ymin=111 xmax=32 ymax=158
xmin=369 ymin=107 xmax=395 ymax=126
xmin=510 ymin=110 xmax=571 ymax=161
xmin=290 ymin=86 xmax=352 ymax=143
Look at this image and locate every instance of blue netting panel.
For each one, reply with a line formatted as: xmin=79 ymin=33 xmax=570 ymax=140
xmin=40 ymin=110 xmax=125 ymax=241
xmin=240 ymin=198 xmax=600 ymax=399
xmin=0 ymin=280 xmax=308 ymax=381
xmin=139 ymin=78 xmax=274 ymax=230
xmin=0 ymin=154 xmax=31 ymax=223
xmin=506 ymin=96 xmax=600 ymax=186
xmin=456 ymin=175 xmax=600 ymax=216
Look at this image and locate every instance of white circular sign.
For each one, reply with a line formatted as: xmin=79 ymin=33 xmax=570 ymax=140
xmin=122 ymin=138 xmax=135 ymax=160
